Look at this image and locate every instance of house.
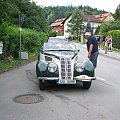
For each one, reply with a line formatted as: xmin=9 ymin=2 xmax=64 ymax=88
xmin=50 ymin=13 xmax=114 ymax=37
xmin=62 ymin=14 xmax=102 ymax=37
xmin=50 ymin=18 xmax=65 ymax=33
xmin=61 ymin=15 xmax=71 ymax=37
xmin=95 ymin=13 xmax=115 ymax=22
xmin=82 ymin=14 xmax=102 ymax=33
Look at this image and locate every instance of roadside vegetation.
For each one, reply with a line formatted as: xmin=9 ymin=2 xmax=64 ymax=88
xmin=0 ymin=23 xmax=48 ymax=73
xmin=0 ymin=0 xmax=48 ymax=73
xmin=108 ymin=30 xmax=120 ymax=49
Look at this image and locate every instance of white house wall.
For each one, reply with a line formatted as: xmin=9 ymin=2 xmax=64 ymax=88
xmin=64 ymin=16 xmax=102 ymax=36
xmin=64 ymin=16 xmax=71 ymax=37
xmin=83 ymin=21 xmax=101 ymax=33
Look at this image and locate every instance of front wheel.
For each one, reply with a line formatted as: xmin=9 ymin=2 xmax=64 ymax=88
xmin=83 ymin=81 xmax=92 ymax=89
xmin=39 ymin=80 xmax=45 ymax=90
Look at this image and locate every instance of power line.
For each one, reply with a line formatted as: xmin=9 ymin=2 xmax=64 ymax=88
xmin=66 ymin=0 xmax=78 ymax=6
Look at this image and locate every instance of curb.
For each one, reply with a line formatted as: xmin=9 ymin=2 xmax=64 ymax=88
xmin=98 ymin=51 xmax=120 ymax=61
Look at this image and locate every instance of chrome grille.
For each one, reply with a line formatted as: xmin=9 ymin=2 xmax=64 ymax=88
xmin=60 ymin=58 xmax=72 ymax=80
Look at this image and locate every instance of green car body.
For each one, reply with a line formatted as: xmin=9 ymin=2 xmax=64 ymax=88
xmin=36 ymin=38 xmax=95 ymax=90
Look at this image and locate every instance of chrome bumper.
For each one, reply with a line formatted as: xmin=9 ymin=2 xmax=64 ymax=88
xmin=74 ymin=75 xmax=96 ymax=81
xmin=38 ymin=75 xmax=96 ymax=82
xmin=38 ymin=77 xmax=59 ymax=81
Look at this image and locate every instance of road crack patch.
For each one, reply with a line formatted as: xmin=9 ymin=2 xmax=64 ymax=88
xmin=47 ymin=90 xmax=88 ymax=110
xmin=26 ymin=69 xmax=38 ymax=85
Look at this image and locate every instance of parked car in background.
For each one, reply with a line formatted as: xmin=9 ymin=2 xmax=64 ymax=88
xmin=36 ymin=39 xmax=95 ymax=90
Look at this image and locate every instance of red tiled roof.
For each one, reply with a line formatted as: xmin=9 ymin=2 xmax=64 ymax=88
xmin=82 ymin=14 xmax=102 ymax=23
xmin=95 ymin=13 xmax=113 ymax=21
xmin=61 ymin=14 xmax=102 ymax=24
xmin=50 ymin=18 xmax=65 ymax=27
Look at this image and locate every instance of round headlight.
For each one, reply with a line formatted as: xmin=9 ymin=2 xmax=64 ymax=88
xmin=82 ymin=60 xmax=94 ymax=71
xmin=48 ymin=63 xmax=57 ymax=73
xmin=75 ymin=62 xmax=84 ymax=72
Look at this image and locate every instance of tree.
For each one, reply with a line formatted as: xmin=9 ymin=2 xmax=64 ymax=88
xmin=98 ymin=20 xmax=120 ymax=34
xmin=95 ymin=25 xmax=100 ymax=35
xmin=115 ymin=4 xmax=120 ymax=20
xmin=0 ymin=0 xmax=20 ymax=24
xmin=84 ymin=20 xmax=93 ymax=34
xmin=0 ymin=0 xmax=48 ymax=32
xmin=47 ymin=13 xmax=55 ymax=25
xmin=43 ymin=5 xmax=106 ymax=25
xmin=16 ymin=1 xmax=48 ymax=31
xmin=67 ymin=8 xmax=84 ymax=40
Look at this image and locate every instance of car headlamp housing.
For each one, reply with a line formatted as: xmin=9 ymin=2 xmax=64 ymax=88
xmin=48 ymin=62 xmax=58 ymax=73
xmin=82 ymin=59 xmax=94 ymax=71
xmin=75 ymin=62 xmax=84 ymax=72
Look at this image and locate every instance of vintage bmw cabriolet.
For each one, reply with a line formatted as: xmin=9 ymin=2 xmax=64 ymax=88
xmin=36 ymin=40 xmax=95 ymax=90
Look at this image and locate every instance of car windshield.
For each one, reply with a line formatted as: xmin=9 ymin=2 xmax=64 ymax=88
xmin=43 ymin=42 xmax=76 ymax=51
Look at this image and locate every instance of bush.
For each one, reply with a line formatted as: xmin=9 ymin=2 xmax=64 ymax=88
xmin=48 ymin=30 xmax=57 ymax=37
xmin=99 ymin=20 xmax=120 ymax=34
xmin=108 ymin=30 xmax=120 ymax=49
xmin=21 ymin=28 xmax=47 ymax=52
xmin=0 ymin=22 xmax=47 ymax=59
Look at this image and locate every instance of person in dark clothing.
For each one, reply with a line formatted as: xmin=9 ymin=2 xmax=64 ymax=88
xmin=96 ymin=35 xmax=100 ymax=49
xmin=85 ymin=32 xmax=99 ymax=68
xmin=101 ymin=33 xmax=106 ymax=49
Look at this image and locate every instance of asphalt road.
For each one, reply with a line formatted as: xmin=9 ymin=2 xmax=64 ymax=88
xmin=0 ymin=45 xmax=120 ymax=120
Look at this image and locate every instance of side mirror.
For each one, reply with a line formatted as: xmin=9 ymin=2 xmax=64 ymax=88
xmin=75 ymin=49 xmax=80 ymax=54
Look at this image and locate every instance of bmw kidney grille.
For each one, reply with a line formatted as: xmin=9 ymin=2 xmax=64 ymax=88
xmin=60 ymin=58 xmax=72 ymax=80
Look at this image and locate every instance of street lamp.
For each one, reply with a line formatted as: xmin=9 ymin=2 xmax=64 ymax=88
xmin=19 ymin=15 xmax=24 ymax=59
xmin=19 ymin=27 xmax=22 ymax=59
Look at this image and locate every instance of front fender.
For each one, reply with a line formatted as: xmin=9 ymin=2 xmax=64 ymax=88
xmin=36 ymin=60 xmax=48 ymax=77
xmin=83 ymin=60 xmax=94 ymax=77
xmin=74 ymin=59 xmax=94 ymax=77
xmin=36 ymin=60 xmax=59 ymax=78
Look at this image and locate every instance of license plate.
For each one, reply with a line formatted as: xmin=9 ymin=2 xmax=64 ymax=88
xmin=56 ymin=80 xmax=76 ymax=84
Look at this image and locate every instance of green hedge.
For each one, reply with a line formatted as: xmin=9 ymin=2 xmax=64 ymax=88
xmin=0 ymin=22 xmax=48 ymax=58
xmin=108 ymin=30 xmax=120 ymax=49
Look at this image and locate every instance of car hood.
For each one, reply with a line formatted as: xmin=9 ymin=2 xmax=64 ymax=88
xmin=43 ymin=51 xmax=77 ymax=59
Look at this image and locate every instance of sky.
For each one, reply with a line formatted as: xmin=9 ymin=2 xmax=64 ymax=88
xmin=32 ymin=0 xmax=120 ymax=13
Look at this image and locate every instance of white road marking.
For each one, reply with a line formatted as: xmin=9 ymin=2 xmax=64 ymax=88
xmin=96 ymin=77 xmax=119 ymax=88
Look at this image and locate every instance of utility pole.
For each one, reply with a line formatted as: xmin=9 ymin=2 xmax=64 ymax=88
xmin=19 ymin=15 xmax=24 ymax=59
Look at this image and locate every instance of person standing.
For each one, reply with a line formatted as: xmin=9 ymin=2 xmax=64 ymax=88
xmin=104 ymin=36 xmax=108 ymax=54
xmin=96 ymin=35 xmax=100 ymax=49
xmin=101 ymin=33 xmax=106 ymax=50
xmin=108 ymin=35 xmax=112 ymax=52
xmin=85 ymin=32 xmax=99 ymax=68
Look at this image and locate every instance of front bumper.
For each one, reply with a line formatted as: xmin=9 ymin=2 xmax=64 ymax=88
xmin=38 ymin=75 xmax=96 ymax=82
xmin=38 ymin=77 xmax=59 ymax=81
xmin=74 ymin=75 xmax=96 ymax=81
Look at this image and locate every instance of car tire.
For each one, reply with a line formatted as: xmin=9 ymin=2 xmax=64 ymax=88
xmin=83 ymin=81 xmax=92 ymax=89
xmin=39 ymin=80 xmax=45 ymax=90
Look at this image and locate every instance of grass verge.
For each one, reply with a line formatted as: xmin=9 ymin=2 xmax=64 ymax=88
xmin=0 ymin=52 xmax=37 ymax=74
